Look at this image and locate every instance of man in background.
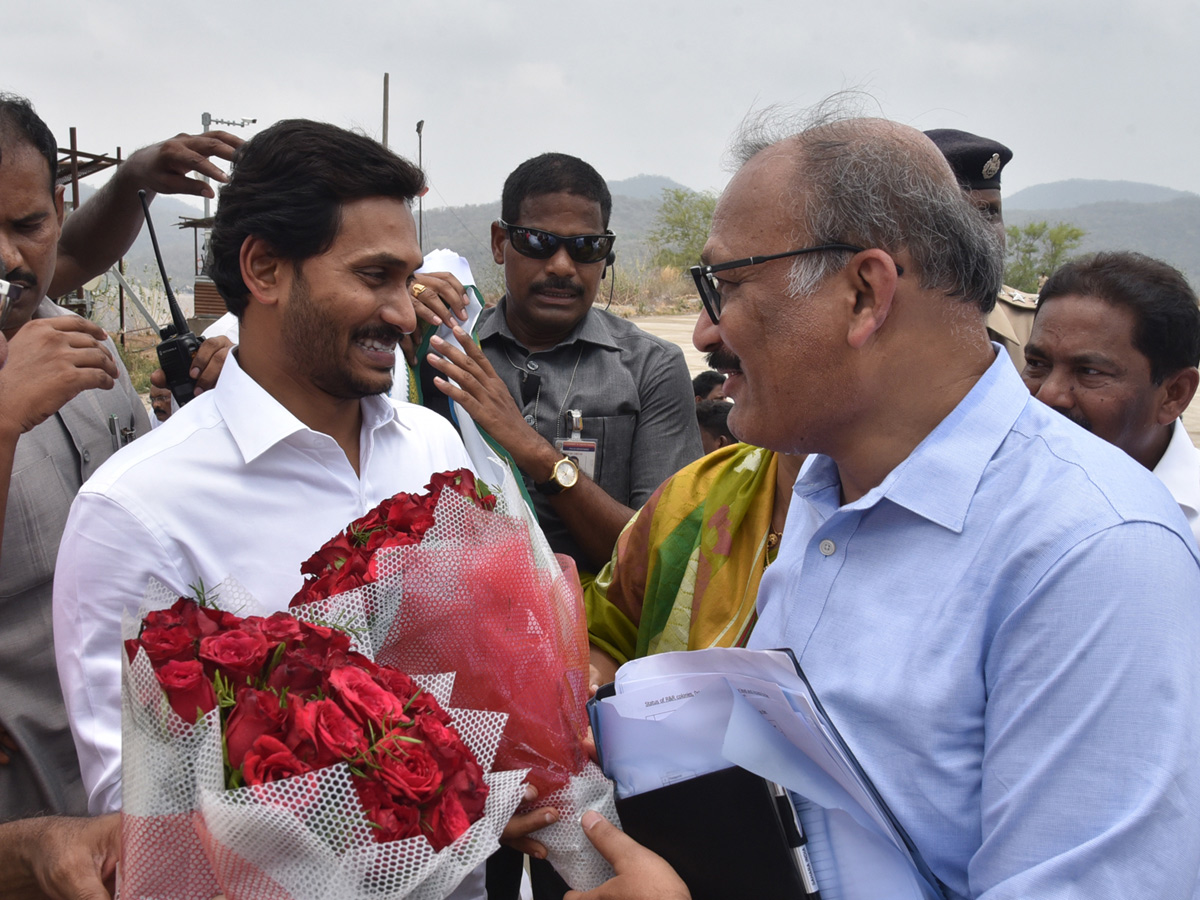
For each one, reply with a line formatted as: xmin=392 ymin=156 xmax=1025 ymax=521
xmin=0 ymin=92 xmax=239 ymax=820
xmin=1023 ymin=250 xmax=1200 ymax=543
xmin=413 ymin=153 xmax=701 ymax=576
xmin=692 ymin=369 xmax=725 ymax=402
xmin=926 ymin=128 xmax=1039 ymax=367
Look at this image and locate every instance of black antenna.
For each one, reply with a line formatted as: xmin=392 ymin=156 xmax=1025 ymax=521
xmin=138 ymin=190 xmax=189 ymax=339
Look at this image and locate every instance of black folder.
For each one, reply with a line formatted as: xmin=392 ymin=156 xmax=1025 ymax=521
xmin=614 ymin=764 xmax=816 ymax=900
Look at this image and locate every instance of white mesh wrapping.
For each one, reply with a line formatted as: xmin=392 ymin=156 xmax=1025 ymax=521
xmin=120 ymin=586 xmax=527 ymax=899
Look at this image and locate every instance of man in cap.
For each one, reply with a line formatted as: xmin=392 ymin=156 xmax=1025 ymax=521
xmin=926 ymin=128 xmax=1038 ymax=368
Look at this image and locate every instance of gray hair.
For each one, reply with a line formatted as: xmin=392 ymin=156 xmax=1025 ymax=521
xmin=727 ymin=98 xmax=1003 ymax=313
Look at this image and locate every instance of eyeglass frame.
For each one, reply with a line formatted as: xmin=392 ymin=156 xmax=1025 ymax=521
xmin=691 ymin=243 xmax=904 ymax=323
xmin=0 ymin=279 xmax=22 ymax=331
xmin=497 ymin=219 xmax=616 ymax=265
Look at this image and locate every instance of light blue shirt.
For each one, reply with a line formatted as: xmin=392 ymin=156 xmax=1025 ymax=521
xmin=750 ymin=350 xmax=1200 ymax=899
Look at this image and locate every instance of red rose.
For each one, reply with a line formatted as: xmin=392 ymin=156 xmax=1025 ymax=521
xmin=242 ymin=735 xmax=313 ymax=786
xmin=354 ymin=777 xmax=421 ymax=842
xmin=296 ymin=620 xmax=351 ymax=658
xmin=257 ymin=612 xmax=304 ymax=648
xmin=199 ymin=628 xmax=270 ymax=684
xmin=154 ymin=659 xmax=217 ymax=724
xmin=138 ymin=623 xmax=197 ymax=665
xmin=371 ymin=667 xmax=421 ymax=709
xmin=225 ymin=688 xmax=288 ymax=770
xmin=265 ymin=646 xmax=328 ymax=695
xmin=300 ymin=531 xmax=358 ymax=577
xmin=286 ymin=696 xmax=368 ymax=768
xmin=423 ymin=788 xmax=473 ymax=851
xmin=384 ymin=493 xmax=437 ymax=536
xmin=371 ymin=734 xmax=443 ymax=804
xmin=441 ymin=756 xmax=489 ymax=821
xmin=327 ymin=666 xmax=408 ymax=729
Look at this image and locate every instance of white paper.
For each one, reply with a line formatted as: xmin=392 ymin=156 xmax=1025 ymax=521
xmin=596 ymin=648 xmax=944 ymax=900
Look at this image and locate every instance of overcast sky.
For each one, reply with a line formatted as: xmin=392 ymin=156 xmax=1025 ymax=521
xmin=11 ymin=0 xmax=1198 ymax=213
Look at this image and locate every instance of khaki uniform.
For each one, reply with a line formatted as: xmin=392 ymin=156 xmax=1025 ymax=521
xmin=987 ymin=285 xmax=1038 ymax=369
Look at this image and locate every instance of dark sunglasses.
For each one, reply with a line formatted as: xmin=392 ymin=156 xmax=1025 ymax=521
xmin=691 ymin=243 xmax=905 ymax=323
xmin=499 ymin=219 xmax=615 ymax=265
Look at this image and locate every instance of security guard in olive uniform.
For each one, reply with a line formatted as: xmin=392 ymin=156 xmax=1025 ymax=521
xmin=926 ymin=128 xmax=1038 ymax=369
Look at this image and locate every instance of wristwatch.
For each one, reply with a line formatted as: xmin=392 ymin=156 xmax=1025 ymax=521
xmin=535 ymin=456 xmax=580 ymax=495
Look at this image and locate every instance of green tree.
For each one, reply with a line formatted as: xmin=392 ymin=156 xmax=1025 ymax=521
xmin=1005 ymin=221 xmax=1086 ymax=292
xmin=648 ymin=187 xmax=718 ymax=270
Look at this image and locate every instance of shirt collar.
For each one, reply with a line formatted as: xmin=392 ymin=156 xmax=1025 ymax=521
xmin=477 ymin=296 xmax=622 ymax=352
xmin=796 ymin=347 xmax=1029 ymax=533
xmin=214 ymin=351 xmax=401 ymax=464
xmin=1154 ymin=419 xmax=1200 ymax=517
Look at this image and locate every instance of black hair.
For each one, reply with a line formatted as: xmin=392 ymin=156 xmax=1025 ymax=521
xmin=696 ymin=399 xmax=736 ymax=443
xmin=207 ymin=119 xmax=425 ymax=316
xmin=1037 ymin=251 xmax=1200 ymax=384
xmin=692 ymin=370 xmax=726 ymax=400
xmin=0 ymin=93 xmax=57 ymax=192
xmin=500 ymin=152 xmax=612 ymax=228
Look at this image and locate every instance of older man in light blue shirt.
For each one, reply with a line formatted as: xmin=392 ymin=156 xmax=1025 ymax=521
xmin=571 ymin=108 xmax=1200 ymax=900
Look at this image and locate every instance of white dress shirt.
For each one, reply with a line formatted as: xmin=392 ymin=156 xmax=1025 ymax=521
xmin=1153 ymin=418 xmax=1200 ymax=545
xmin=53 ymin=351 xmax=472 ymax=814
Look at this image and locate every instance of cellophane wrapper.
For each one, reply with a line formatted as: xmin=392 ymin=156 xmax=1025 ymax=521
xmin=120 ymin=577 xmax=527 ymax=900
xmin=291 ymin=468 xmax=618 ymax=891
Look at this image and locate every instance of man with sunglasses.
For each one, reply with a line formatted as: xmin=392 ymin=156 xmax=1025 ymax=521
xmin=415 ymin=153 xmax=700 ymax=578
xmin=575 ymin=111 xmax=1200 ymax=899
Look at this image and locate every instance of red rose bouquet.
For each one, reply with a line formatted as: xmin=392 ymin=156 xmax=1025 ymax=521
xmin=121 ymin=582 xmax=526 ymax=900
xmin=289 ymin=468 xmax=618 ymax=890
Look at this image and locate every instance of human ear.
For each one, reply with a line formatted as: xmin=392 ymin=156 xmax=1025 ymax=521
xmin=845 ymin=250 xmax=900 ymax=350
xmin=1157 ymin=367 xmax=1199 ymax=424
xmin=490 ymin=221 xmax=507 ymax=266
xmin=53 ymin=185 xmax=66 ymax=227
xmin=239 ymin=235 xmax=287 ymax=307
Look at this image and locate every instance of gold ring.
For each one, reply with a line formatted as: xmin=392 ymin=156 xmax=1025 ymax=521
xmin=411 ymin=283 xmax=427 ymax=297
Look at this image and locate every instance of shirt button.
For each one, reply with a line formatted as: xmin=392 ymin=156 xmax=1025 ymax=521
xmin=819 ymin=539 xmax=836 ymax=556
xmin=82 ymin=449 xmax=91 ymax=463
xmin=527 ymin=360 xmax=539 ymax=372
xmin=524 ymin=414 xmax=536 ymax=426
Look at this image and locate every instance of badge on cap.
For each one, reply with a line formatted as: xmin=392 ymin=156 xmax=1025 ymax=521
xmin=981 ymin=153 xmax=1002 ymax=180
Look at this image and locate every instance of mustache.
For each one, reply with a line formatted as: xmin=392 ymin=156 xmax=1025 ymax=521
xmin=4 ymin=267 xmax=37 ymax=291
xmin=531 ymin=276 xmax=583 ymax=298
xmin=706 ymin=348 xmax=742 ymax=372
xmin=353 ymin=325 xmax=405 ymax=345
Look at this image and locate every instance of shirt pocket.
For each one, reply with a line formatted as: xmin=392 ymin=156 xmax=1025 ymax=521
xmin=0 ymin=453 xmax=75 ymax=599
xmin=588 ymin=414 xmax=636 ymax=504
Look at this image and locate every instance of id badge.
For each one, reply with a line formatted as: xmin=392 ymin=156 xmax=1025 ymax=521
xmin=556 ymin=438 xmax=597 ymax=480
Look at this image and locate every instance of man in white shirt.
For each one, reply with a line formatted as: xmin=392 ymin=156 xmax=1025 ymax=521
xmin=54 ymin=120 xmax=469 ymax=816
xmin=1022 ymin=250 xmax=1200 ymax=542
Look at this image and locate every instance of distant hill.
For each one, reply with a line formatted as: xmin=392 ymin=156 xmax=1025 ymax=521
xmin=69 ymin=184 xmax=205 ymax=294
xmin=1006 ymin=179 xmax=1196 ymax=211
xmin=606 ymin=174 xmax=692 ymax=201
xmin=1006 ymin=196 xmax=1200 ymax=287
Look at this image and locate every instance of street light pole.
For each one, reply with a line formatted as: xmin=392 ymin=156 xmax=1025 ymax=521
xmin=200 ymin=112 xmax=256 ymax=219
xmin=416 ymin=119 xmax=425 ymax=251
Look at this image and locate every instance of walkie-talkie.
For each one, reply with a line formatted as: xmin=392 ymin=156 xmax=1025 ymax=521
xmin=139 ymin=189 xmax=204 ymax=406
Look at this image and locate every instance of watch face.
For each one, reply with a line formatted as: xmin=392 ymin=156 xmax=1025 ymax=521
xmin=557 ymin=457 xmax=580 ymax=488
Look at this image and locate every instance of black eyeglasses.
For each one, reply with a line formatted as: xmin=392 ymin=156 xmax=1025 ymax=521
xmin=692 ymin=243 xmax=896 ymax=323
xmin=0 ymin=279 xmax=22 ymax=330
xmin=499 ymin=220 xmax=616 ymax=265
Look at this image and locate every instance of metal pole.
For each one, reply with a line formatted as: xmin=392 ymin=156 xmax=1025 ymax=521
xmin=201 ymin=112 xmax=212 ymax=220
xmin=69 ymin=128 xmax=82 ymax=303
xmin=382 ymin=73 xmax=389 ymax=149
xmin=416 ymin=120 xmax=424 ymax=251
xmin=117 ymin=146 xmax=125 ymax=346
